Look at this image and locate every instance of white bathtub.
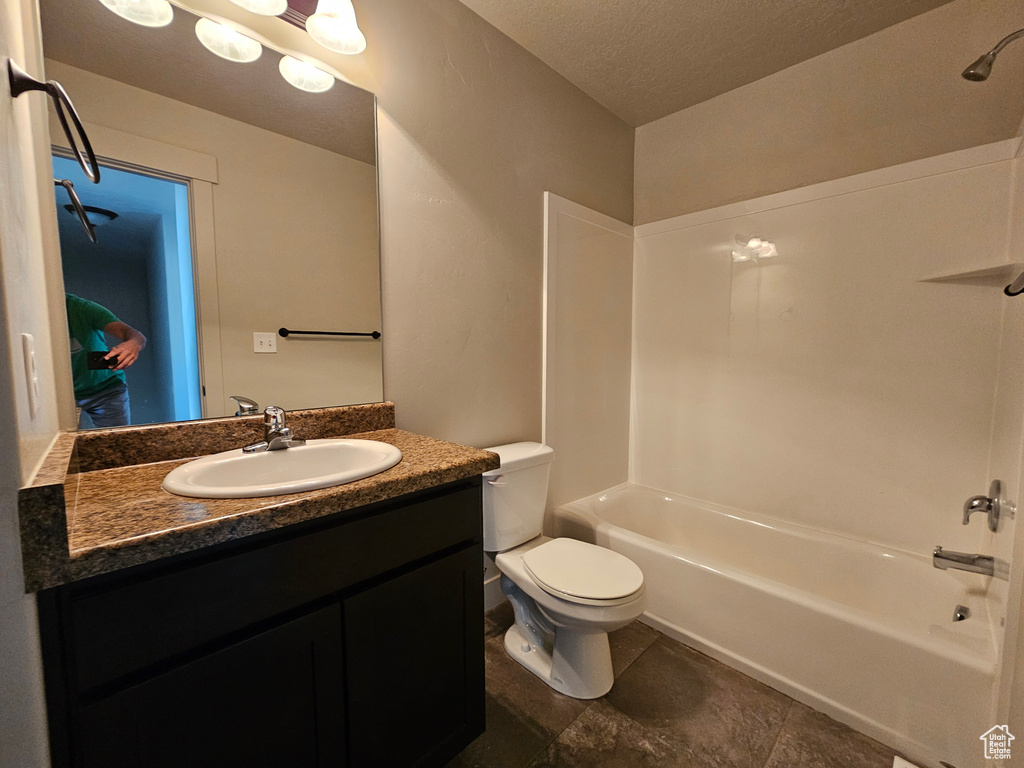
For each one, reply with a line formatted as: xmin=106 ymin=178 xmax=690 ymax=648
xmin=553 ymin=483 xmax=997 ymax=768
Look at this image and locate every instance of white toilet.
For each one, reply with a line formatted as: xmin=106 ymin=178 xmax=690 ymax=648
xmin=483 ymin=442 xmax=646 ymax=699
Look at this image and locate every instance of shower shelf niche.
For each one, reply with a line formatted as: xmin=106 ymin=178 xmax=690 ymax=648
xmin=918 ymin=262 xmax=1024 ymax=287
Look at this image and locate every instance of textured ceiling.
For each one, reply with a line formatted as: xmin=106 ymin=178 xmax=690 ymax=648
xmin=456 ymin=0 xmax=954 ymax=126
xmin=39 ymin=0 xmax=376 ymax=164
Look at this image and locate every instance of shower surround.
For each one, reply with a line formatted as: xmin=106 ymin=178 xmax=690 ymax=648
xmin=544 ymin=137 xmax=1024 ymax=768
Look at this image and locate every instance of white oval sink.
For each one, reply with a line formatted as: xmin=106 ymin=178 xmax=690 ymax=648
xmin=162 ymin=439 xmax=402 ymax=499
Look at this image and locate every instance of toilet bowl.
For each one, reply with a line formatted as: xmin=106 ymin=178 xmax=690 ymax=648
xmin=483 ymin=443 xmax=646 ymax=699
xmin=496 ymin=535 xmax=646 ymax=698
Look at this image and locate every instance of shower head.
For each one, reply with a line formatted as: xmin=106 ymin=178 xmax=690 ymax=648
xmin=962 ymin=51 xmax=997 ymax=81
xmin=962 ymin=28 xmax=1024 ymax=82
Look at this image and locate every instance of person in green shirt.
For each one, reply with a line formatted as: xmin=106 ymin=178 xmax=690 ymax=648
xmin=66 ymin=293 xmax=147 ymax=428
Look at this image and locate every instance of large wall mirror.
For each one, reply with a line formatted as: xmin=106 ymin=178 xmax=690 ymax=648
xmin=40 ymin=0 xmax=382 ymax=429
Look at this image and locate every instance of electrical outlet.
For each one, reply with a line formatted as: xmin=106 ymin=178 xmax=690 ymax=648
xmin=253 ymin=332 xmax=277 ymax=353
xmin=22 ymin=333 xmax=39 ymax=418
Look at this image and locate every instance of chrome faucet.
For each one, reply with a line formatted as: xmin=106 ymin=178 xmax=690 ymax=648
xmin=962 ymin=480 xmax=1006 ymax=532
xmin=243 ymin=406 xmax=306 ymax=453
xmin=933 ymin=546 xmax=1009 ymax=580
xmin=229 ymin=395 xmax=259 ymax=416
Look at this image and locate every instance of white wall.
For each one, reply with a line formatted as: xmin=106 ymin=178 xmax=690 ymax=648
xmin=632 ymin=143 xmax=1020 ymax=558
xmin=542 ymin=193 xmax=634 ymax=509
xmin=996 ymin=149 xmax=1024 ymax=736
xmin=45 ymin=60 xmax=384 ymax=418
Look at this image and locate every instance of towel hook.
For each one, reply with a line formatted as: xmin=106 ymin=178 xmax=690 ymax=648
xmin=8 ymin=59 xmax=100 ymax=184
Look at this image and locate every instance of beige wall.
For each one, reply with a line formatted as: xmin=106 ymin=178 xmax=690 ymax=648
xmin=366 ymin=0 xmax=633 ymax=446
xmin=45 ymin=61 xmax=383 ymax=419
xmin=0 ymin=0 xmax=63 ymax=764
xmin=634 ymin=0 xmax=1024 ymax=224
xmin=162 ymin=0 xmax=634 ymax=447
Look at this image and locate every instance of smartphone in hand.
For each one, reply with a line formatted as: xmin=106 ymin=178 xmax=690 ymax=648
xmin=87 ymin=351 xmax=117 ymax=370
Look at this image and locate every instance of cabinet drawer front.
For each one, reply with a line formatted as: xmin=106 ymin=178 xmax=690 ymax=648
xmin=68 ymin=481 xmax=481 ymax=691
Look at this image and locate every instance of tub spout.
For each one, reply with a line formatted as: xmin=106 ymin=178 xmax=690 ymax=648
xmin=933 ymin=546 xmax=1008 ymax=580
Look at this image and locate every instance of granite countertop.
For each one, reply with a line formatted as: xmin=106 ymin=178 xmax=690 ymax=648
xmin=18 ymin=403 xmax=499 ymax=591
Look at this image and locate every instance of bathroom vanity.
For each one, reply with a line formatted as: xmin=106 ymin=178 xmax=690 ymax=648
xmin=19 ymin=403 xmax=499 ymax=768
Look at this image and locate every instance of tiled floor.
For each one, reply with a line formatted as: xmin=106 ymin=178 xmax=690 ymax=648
xmin=448 ymin=603 xmax=901 ymax=768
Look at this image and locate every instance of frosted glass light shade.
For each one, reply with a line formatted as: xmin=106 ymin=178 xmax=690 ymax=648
xmin=227 ymin=0 xmax=287 ymax=15
xmin=195 ymin=18 xmax=262 ymax=63
xmin=306 ymin=0 xmax=366 ymax=54
xmin=279 ymin=56 xmax=335 ymax=93
xmin=97 ymin=0 xmax=173 ymax=27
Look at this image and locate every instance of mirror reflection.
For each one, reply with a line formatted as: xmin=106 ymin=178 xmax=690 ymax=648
xmin=41 ymin=0 xmax=382 ymax=429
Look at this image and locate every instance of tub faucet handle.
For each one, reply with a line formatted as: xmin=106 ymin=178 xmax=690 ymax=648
xmin=962 ymin=480 xmax=1004 ymax=533
xmin=963 ymin=495 xmax=992 ymax=524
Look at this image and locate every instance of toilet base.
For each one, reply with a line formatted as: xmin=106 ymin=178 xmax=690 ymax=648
xmin=503 ymin=623 xmax=614 ymax=699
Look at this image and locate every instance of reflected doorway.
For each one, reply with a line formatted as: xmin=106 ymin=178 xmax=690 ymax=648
xmin=53 ymin=155 xmax=202 ymax=427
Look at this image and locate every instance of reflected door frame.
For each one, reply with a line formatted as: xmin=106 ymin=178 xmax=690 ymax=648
xmin=51 ymin=120 xmax=225 ymax=420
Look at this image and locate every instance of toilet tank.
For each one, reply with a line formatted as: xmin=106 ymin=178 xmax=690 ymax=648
xmin=482 ymin=442 xmax=554 ymax=552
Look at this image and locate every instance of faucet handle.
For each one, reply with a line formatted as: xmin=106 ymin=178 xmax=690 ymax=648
xmin=264 ymin=405 xmax=286 ymax=431
xmin=963 ymin=495 xmax=992 ymax=525
xmin=962 ymin=480 xmax=1004 ymax=533
xmin=229 ymin=395 xmax=259 ymax=416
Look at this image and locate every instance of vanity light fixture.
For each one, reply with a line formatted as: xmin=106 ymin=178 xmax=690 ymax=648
xmin=97 ymin=1 xmax=342 ymax=94
xmin=306 ymin=0 xmax=367 ymax=55
xmin=279 ymin=55 xmax=335 ymax=92
xmin=195 ymin=18 xmax=263 ymax=63
xmin=226 ymin=0 xmax=288 ymax=15
xmin=96 ymin=0 xmax=173 ymax=27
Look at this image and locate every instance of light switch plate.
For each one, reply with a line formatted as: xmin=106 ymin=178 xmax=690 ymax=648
xmin=21 ymin=333 xmax=39 ymax=418
xmin=253 ymin=332 xmax=277 ymax=353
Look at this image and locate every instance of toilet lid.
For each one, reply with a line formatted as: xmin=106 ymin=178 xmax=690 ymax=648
xmin=523 ymin=538 xmax=644 ymax=602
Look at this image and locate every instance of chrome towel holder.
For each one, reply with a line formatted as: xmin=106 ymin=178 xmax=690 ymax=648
xmin=54 ymin=179 xmax=96 ymax=244
xmin=7 ymin=58 xmax=100 ymax=184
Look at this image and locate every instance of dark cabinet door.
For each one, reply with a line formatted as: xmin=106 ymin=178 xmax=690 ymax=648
xmin=344 ymin=546 xmax=484 ymax=768
xmin=76 ymin=605 xmax=345 ymax=768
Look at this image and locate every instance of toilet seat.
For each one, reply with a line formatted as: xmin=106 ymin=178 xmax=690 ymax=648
xmin=522 ymin=538 xmax=644 ymax=606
